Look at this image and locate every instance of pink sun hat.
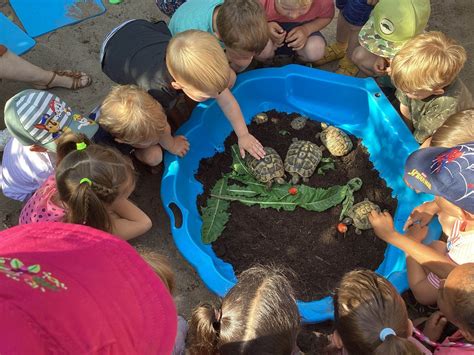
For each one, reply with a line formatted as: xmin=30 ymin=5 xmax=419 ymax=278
xmin=0 ymin=222 xmax=177 ymax=354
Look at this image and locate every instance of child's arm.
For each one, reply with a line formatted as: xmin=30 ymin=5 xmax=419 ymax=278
xmin=286 ymin=18 xmax=332 ymax=51
xmin=403 ymin=201 xmax=440 ymax=230
xmin=158 ymin=123 xmax=190 ymax=157
xmin=369 ymin=210 xmax=456 ymax=278
xmin=216 ymin=89 xmax=265 ymax=159
xmin=109 ymin=198 xmax=152 ymax=240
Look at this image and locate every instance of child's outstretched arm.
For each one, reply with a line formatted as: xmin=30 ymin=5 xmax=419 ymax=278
xmin=216 ymin=89 xmax=265 ymax=159
xmin=109 ymin=198 xmax=152 ymax=240
xmin=158 ymin=123 xmax=190 ymax=157
xmin=369 ymin=210 xmax=456 ymax=278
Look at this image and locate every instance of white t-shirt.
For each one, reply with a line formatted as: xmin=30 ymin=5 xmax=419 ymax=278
xmin=1 ymin=138 xmax=55 ymax=201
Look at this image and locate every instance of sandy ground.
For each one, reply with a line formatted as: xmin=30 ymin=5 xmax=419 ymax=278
xmin=0 ymin=0 xmax=473 ymax=319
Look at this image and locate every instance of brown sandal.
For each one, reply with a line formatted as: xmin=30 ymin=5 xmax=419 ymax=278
xmin=37 ymin=70 xmax=92 ymax=90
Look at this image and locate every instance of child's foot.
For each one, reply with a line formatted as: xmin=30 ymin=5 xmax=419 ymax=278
xmin=335 ymin=56 xmax=359 ymax=76
xmin=313 ymin=42 xmax=347 ymax=66
xmin=34 ymin=70 xmax=92 ymax=90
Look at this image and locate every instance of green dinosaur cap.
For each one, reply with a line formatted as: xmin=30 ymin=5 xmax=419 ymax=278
xmin=4 ymin=90 xmax=98 ymax=152
xmin=359 ymin=0 xmax=431 ymax=58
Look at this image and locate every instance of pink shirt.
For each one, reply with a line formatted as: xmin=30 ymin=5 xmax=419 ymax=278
xmin=435 ymin=331 xmax=473 ymax=354
xmin=260 ymin=0 xmax=334 ymax=23
xmin=19 ymin=175 xmax=65 ymax=225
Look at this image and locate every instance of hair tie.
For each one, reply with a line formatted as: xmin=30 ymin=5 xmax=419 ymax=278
xmin=76 ymin=142 xmax=87 ymax=151
xmin=379 ymin=328 xmax=396 ymax=341
xmin=79 ymin=178 xmax=92 ymax=186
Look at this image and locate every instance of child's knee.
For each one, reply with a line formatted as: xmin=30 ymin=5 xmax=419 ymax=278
xmin=411 ymin=277 xmax=439 ymax=305
xmin=135 ymin=146 xmax=163 ymax=167
xmin=299 ymin=36 xmax=326 ymax=62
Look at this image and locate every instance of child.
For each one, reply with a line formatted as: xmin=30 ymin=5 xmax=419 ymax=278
xmin=187 ymin=265 xmax=300 ymax=354
xmin=19 ymin=132 xmax=152 ymax=241
xmin=369 ymin=142 xmax=474 ymax=306
xmin=101 ymin=23 xmax=264 ymax=159
xmin=2 ymin=89 xmax=99 ymax=201
xmin=261 ymin=0 xmax=334 ymax=63
xmin=391 ymin=32 xmax=472 ymax=145
xmin=314 ymin=0 xmax=377 ymax=76
xmin=430 ymin=109 xmax=474 ymax=148
xmin=169 ymin=0 xmax=271 ymax=72
xmin=331 ymin=269 xmax=430 ymax=354
xmin=417 ymin=263 xmax=474 ymax=352
xmin=353 ymin=0 xmax=430 ymax=77
xmin=98 ymin=85 xmax=189 ymax=167
xmin=0 ymin=222 xmax=178 ymax=354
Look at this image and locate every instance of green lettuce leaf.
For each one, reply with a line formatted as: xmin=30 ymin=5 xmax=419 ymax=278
xmin=201 ymin=178 xmax=231 ymax=244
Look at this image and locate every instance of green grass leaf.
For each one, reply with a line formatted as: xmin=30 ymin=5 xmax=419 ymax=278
xmin=201 ymin=178 xmax=231 ymax=244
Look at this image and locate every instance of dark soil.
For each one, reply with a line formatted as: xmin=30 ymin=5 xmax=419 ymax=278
xmin=196 ymin=110 xmax=397 ymax=301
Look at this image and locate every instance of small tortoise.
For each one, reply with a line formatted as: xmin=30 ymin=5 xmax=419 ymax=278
xmin=253 ymin=112 xmax=268 ymax=125
xmin=284 ymin=139 xmax=322 ymax=184
xmin=290 ymin=116 xmax=308 ymax=130
xmin=342 ymin=199 xmax=381 ymax=234
xmin=246 ymin=147 xmax=286 ymax=188
xmin=318 ymin=123 xmax=353 ymax=157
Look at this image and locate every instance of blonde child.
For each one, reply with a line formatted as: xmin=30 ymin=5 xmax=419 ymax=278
xmin=169 ymin=0 xmax=272 ymax=72
xmin=98 ymin=85 xmax=189 ymax=167
xmin=369 ymin=142 xmax=474 ymax=306
xmin=261 ymin=0 xmax=334 ymax=63
xmin=416 ymin=263 xmax=474 ymax=353
xmin=19 ymin=132 xmax=152 ymax=241
xmin=353 ymin=0 xmax=430 ymax=77
xmin=391 ymin=32 xmax=472 ymax=145
xmin=429 ymin=109 xmax=474 ymax=148
xmin=187 ymin=265 xmax=300 ymax=354
xmin=101 ymin=22 xmax=264 ymax=160
xmin=331 ymin=269 xmax=430 ymax=354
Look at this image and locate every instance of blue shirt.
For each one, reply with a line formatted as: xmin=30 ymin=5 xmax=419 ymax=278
xmin=169 ymin=0 xmax=223 ymax=37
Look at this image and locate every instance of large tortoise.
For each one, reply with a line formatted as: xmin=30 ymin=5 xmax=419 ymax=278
xmin=246 ymin=147 xmax=286 ymax=188
xmin=284 ymin=139 xmax=322 ymax=184
xmin=318 ymin=123 xmax=353 ymax=157
xmin=341 ymin=199 xmax=381 ymax=234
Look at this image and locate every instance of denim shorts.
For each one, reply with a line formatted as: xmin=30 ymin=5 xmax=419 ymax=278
xmin=336 ymin=0 xmax=373 ymax=26
xmin=276 ymin=22 xmax=326 ymax=56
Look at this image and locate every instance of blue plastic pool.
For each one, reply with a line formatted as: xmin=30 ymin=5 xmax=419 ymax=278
xmin=161 ymin=65 xmax=441 ymax=323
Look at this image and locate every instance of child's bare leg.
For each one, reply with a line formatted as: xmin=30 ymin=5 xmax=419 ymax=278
xmin=296 ymin=36 xmax=326 ymax=62
xmin=407 ymin=255 xmax=439 ymax=305
xmin=134 ymin=145 xmax=163 ymax=167
xmin=351 ymin=46 xmax=381 ymax=76
xmin=255 ymin=39 xmax=277 ymax=62
xmin=0 ymin=47 xmax=89 ymax=88
xmin=313 ymin=14 xmax=349 ymax=65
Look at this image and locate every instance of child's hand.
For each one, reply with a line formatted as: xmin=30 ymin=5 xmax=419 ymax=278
xmin=169 ymin=135 xmax=190 ymax=157
xmin=368 ymin=210 xmax=395 ymax=241
xmin=423 ymin=311 xmax=448 ymax=342
xmin=372 ymin=56 xmax=389 ymax=75
xmin=405 ymin=223 xmax=428 ymax=243
xmin=286 ymin=26 xmax=310 ymax=51
xmin=238 ymin=133 xmax=265 ymax=159
xmin=403 ymin=201 xmax=438 ymax=231
xmin=268 ymin=22 xmax=286 ymax=46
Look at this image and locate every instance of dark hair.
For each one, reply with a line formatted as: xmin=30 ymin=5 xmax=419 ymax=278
xmin=216 ymin=0 xmax=269 ymax=54
xmin=334 ymin=269 xmax=422 ymax=355
xmin=188 ymin=265 xmax=300 ymax=354
xmin=55 ymin=136 xmax=135 ymax=233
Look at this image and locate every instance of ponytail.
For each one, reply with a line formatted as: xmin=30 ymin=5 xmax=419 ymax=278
xmin=55 ymin=132 xmax=91 ymax=164
xmin=188 ymin=303 xmax=221 ymax=355
xmin=375 ymin=333 xmax=422 ymax=355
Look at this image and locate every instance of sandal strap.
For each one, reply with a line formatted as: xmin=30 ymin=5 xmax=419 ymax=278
xmin=54 ymin=70 xmax=92 ymax=90
xmin=44 ymin=72 xmax=57 ymax=89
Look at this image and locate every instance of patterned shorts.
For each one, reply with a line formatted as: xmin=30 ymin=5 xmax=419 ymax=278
xmin=155 ymin=0 xmax=186 ymax=17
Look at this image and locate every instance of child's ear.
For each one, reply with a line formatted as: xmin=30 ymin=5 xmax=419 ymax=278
xmin=114 ymin=137 xmax=125 ymax=144
xmin=171 ymin=81 xmax=182 ymax=90
xmin=331 ymin=330 xmax=344 ymax=349
xmin=434 ymin=88 xmax=445 ymax=96
xmin=214 ymin=31 xmax=221 ymax=40
xmin=29 ymin=145 xmax=47 ymax=152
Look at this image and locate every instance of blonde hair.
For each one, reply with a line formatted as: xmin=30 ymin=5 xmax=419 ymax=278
xmin=391 ymin=31 xmax=467 ymax=92
xmin=99 ymin=85 xmax=167 ymax=145
xmin=140 ymin=252 xmax=175 ymax=294
xmin=277 ymin=0 xmax=313 ymax=6
xmin=334 ymin=269 xmax=422 ymax=355
xmin=188 ymin=266 xmax=300 ymax=354
xmin=431 ymin=109 xmax=474 ymax=147
xmin=216 ymin=0 xmax=269 ymax=54
xmin=166 ymin=30 xmax=230 ymax=95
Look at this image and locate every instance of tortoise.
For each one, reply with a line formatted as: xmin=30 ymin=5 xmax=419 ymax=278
xmin=284 ymin=139 xmax=322 ymax=184
xmin=246 ymin=147 xmax=286 ymax=188
xmin=253 ymin=112 xmax=268 ymax=125
xmin=341 ymin=199 xmax=381 ymax=234
xmin=317 ymin=123 xmax=353 ymax=156
xmin=290 ymin=116 xmax=308 ymax=130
